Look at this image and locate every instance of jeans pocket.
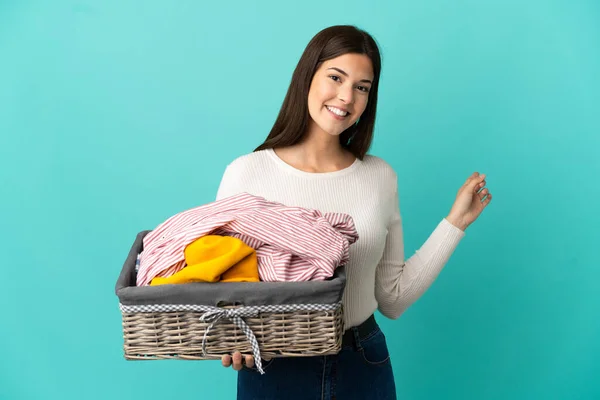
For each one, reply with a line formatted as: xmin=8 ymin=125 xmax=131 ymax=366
xmin=359 ymin=328 xmax=391 ymax=365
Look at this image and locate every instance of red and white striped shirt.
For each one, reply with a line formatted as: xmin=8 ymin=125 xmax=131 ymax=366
xmin=136 ymin=192 xmax=359 ymax=286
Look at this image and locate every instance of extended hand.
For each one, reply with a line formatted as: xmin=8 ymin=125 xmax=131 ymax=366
xmin=446 ymin=172 xmax=492 ymax=231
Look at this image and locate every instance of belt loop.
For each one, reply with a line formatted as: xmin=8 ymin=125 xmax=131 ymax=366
xmin=352 ymin=327 xmax=362 ymax=351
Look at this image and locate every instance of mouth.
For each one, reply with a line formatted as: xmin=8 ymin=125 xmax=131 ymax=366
xmin=325 ymin=105 xmax=350 ymax=120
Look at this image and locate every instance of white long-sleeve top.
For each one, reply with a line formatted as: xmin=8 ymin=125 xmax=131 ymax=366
xmin=216 ymin=148 xmax=466 ymax=328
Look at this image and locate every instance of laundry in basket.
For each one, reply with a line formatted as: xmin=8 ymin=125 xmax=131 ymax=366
xmin=115 ymin=230 xmax=347 ymax=374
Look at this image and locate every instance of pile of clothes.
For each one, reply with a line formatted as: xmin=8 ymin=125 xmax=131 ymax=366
xmin=135 ymin=193 xmax=359 ymax=286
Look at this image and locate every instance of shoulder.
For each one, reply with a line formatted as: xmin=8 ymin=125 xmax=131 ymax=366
xmin=219 ymin=149 xmax=274 ymax=182
xmin=223 ymin=149 xmax=271 ymax=171
xmin=361 ymin=154 xmax=398 ymax=185
xmin=217 ymin=150 xmax=271 ymax=200
xmin=218 ymin=149 xmax=273 ymax=191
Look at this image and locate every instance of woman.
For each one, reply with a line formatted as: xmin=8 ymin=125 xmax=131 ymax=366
xmin=216 ymin=25 xmax=492 ymax=400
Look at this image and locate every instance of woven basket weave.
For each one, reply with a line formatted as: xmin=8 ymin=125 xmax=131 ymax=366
xmin=116 ymin=231 xmax=347 ymax=364
xmin=121 ymin=306 xmax=344 ymax=360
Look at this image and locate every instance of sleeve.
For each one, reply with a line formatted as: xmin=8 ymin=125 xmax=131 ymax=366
xmin=374 ymin=181 xmax=466 ymax=319
xmin=215 ymin=161 xmax=244 ymax=201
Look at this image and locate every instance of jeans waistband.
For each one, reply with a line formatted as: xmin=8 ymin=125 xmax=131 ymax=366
xmin=342 ymin=314 xmax=377 ymax=348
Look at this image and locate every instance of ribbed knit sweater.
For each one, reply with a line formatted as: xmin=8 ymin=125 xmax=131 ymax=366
xmin=216 ymin=148 xmax=465 ymax=328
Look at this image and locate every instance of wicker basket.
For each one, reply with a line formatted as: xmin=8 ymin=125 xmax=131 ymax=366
xmin=115 ymin=231 xmax=346 ymax=372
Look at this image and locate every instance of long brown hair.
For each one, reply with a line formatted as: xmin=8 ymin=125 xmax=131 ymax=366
xmin=254 ymin=25 xmax=382 ymax=160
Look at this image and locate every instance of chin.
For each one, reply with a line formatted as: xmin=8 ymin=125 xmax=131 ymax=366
xmin=317 ymin=122 xmax=349 ymax=137
xmin=309 ymin=114 xmax=352 ymax=137
xmin=326 ymin=129 xmax=344 ymax=137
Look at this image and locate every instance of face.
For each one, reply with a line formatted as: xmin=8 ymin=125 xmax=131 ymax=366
xmin=306 ymin=53 xmax=374 ymax=137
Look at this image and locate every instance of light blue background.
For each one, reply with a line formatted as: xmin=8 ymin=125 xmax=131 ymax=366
xmin=1 ymin=1 xmax=598 ymax=399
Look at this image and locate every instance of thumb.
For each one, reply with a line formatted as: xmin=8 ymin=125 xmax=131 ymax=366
xmin=466 ymin=173 xmax=486 ymax=191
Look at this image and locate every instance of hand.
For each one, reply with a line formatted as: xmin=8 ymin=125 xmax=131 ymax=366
xmin=446 ymin=172 xmax=492 ymax=231
xmin=222 ymin=351 xmax=254 ymax=371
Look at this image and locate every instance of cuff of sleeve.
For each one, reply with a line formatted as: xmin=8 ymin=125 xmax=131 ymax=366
xmin=442 ymin=217 xmax=467 ymax=235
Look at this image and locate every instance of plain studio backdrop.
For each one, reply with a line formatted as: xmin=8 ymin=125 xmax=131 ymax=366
xmin=1 ymin=1 xmax=598 ymax=399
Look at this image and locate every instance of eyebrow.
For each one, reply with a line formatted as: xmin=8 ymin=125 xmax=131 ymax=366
xmin=327 ymin=67 xmax=372 ymax=84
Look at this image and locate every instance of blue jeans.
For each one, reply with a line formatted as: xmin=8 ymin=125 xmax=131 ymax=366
xmin=237 ymin=317 xmax=397 ymax=399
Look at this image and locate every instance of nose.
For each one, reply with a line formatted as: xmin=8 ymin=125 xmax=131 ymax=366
xmin=337 ymin=84 xmax=354 ymax=105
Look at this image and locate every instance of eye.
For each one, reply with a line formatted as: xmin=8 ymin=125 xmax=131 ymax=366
xmin=329 ymin=75 xmax=341 ymax=82
xmin=357 ymin=86 xmax=370 ymax=93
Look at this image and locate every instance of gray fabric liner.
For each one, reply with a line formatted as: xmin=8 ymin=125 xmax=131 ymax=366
xmin=115 ymin=231 xmax=347 ymax=307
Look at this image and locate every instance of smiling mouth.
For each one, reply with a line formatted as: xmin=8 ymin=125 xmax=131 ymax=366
xmin=326 ymin=106 xmax=350 ymax=118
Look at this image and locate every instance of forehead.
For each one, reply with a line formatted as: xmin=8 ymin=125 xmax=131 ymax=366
xmin=320 ymin=53 xmax=374 ymax=79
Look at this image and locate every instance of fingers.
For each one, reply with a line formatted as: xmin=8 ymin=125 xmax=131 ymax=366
xmin=222 ymin=354 xmax=232 ymax=368
xmin=459 ymin=172 xmax=492 ymax=211
xmin=464 ymin=172 xmax=481 ymax=185
xmin=478 ymin=187 xmax=492 ymax=206
xmin=483 ymin=193 xmax=492 ymax=206
xmin=465 ymin=172 xmax=486 ymax=191
xmin=478 ymin=188 xmax=489 ymax=200
xmin=222 ymin=352 xmax=250 ymax=370
xmin=232 ymin=351 xmax=243 ymax=371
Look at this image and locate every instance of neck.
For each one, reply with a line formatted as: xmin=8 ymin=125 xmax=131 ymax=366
xmin=294 ymin=121 xmax=347 ymax=164
xmin=272 ymin=121 xmax=355 ymax=173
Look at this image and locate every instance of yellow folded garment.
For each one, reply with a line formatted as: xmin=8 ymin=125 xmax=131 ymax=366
xmin=150 ymin=235 xmax=259 ymax=285
xmin=220 ymin=251 xmax=259 ymax=283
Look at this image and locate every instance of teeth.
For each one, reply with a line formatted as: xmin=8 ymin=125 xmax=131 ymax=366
xmin=327 ymin=106 xmax=348 ymax=117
